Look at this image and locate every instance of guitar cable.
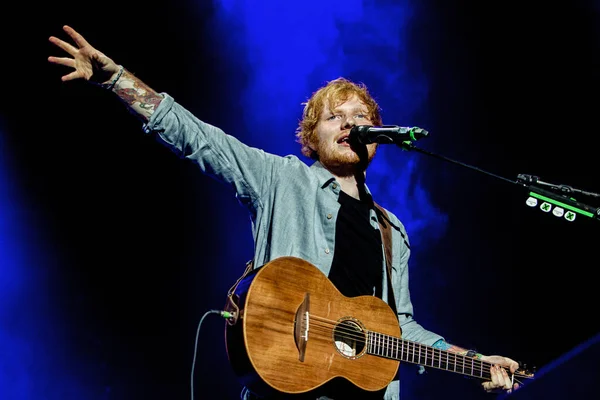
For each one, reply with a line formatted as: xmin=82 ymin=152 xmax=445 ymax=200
xmin=190 ymin=309 xmax=237 ymax=400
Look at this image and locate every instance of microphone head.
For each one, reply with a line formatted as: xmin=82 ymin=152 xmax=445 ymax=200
xmin=348 ymin=125 xmax=374 ymax=145
xmin=348 ymin=125 xmax=429 ymax=145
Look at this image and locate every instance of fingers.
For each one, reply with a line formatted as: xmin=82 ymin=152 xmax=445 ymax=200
xmin=47 ymin=56 xmax=75 ymax=69
xmin=48 ymin=25 xmax=93 ymax=57
xmin=481 ymin=381 xmax=494 ymax=392
xmin=61 ymin=70 xmax=85 ymax=83
xmin=63 ymin=25 xmax=92 ymax=49
xmin=498 ymin=365 xmax=513 ymax=390
xmin=485 ymin=355 xmax=520 ymax=374
xmin=47 ymin=56 xmax=80 ymax=82
xmin=48 ymin=35 xmax=79 ymax=56
xmin=482 ymin=365 xmax=514 ymax=393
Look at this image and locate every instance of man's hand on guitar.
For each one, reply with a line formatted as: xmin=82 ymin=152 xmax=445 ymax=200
xmin=481 ymin=355 xmax=520 ymax=393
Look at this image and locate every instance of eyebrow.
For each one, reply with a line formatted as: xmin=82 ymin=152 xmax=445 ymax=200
xmin=328 ymin=106 xmax=369 ymax=114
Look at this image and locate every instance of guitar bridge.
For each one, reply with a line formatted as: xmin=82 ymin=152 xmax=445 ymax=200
xmin=294 ymin=293 xmax=310 ymax=362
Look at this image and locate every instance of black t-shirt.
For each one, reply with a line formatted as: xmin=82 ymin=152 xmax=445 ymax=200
xmin=325 ymin=190 xmax=386 ymax=399
xmin=328 ymin=190 xmax=383 ymax=299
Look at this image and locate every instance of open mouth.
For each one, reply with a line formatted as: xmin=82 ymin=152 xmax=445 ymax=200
xmin=337 ymin=135 xmax=350 ymax=144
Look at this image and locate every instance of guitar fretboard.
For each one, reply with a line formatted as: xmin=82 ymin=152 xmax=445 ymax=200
xmin=367 ymin=331 xmax=491 ymax=380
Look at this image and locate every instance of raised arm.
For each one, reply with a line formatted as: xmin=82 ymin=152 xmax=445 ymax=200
xmin=48 ymin=25 xmax=162 ymax=122
xmin=48 ymin=24 xmax=288 ymax=210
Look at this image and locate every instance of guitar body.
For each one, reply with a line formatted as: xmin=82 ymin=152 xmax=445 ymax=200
xmin=225 ymin=256 xmax=401 ymax=397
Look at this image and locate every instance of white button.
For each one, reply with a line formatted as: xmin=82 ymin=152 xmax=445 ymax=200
xmin=325 ymin=248 xmax=330 ymax=254
xmin=327 ymin=213 xmax=332 ymax=219
xmin=332 ymin=183 xmax=338 ymax=189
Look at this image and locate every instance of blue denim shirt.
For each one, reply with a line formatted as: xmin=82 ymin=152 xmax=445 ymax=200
xmin=143 ymin=94 xmax=444 ymax=399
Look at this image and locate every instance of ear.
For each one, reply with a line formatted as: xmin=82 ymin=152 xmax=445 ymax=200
xmin=307 ymin=133 xmax=318 ymax=152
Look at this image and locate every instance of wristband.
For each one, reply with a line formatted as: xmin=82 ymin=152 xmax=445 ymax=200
xmin=102 ymin=65 xmax=124 ymax=91
xmin=466 ymin=350 xmax=483 ymax=359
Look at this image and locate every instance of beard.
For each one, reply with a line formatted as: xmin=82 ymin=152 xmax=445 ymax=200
xmin=316 ymin=141 xmax=377 ymax=177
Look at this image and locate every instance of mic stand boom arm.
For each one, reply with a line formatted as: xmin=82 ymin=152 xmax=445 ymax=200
xmin=398 ymin=141 xmax=600 ymax=223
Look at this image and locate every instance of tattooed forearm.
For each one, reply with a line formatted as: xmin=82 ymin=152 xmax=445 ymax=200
xmin=112 ymin=69 xmax=164 ymax=122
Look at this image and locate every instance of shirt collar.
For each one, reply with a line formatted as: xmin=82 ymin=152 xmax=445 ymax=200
xmin=309 ymin=160 xmax=373 ymax=195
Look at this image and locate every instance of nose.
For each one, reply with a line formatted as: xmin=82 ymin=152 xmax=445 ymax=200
xmin=342 ymin=116 xmax=356 ymax=129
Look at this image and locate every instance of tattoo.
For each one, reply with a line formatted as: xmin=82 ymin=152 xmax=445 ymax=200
xmin=113 ymin=69 xmax=164 ymax=122
xmin=431 ymin=340 xmax=482 ymax=359
xmin=431 ymin=339 xmax=451 ymax=350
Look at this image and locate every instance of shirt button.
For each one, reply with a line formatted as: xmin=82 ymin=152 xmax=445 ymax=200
xmin=325 ymin=248 xmax=330 ymax=254
xmin=326 ymin=213 xmax=332 ymax=219
xmin=332 ymin=183 xmax=338 ymax=189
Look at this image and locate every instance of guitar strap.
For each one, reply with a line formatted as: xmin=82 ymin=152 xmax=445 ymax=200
xmin=373 ymin=202 xmax=399 ymax=320
xmin=224 ymin=258 xmax=254 ymax=325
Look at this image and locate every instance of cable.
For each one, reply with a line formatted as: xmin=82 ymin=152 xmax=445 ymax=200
xmin=190 ymin=309 xmax=236 ymax=400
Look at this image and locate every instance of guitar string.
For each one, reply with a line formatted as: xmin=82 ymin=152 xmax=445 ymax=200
xmin=306 ymin=314 xmax=477 ymax=366
xmin=304 ymin=319 xmax=491 ymax=373
xmin=300 ymin=316 xmax=525 ymax=381
xmin=301 ymin=320 xmax=526 ymax=383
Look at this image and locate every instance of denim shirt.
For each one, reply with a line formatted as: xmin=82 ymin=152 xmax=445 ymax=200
xmin=143 ymin=94 xmax=444 ymax=400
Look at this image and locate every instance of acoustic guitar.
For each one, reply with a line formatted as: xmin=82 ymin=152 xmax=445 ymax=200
xmin=224 ymin=256 xmax=534 ymax=397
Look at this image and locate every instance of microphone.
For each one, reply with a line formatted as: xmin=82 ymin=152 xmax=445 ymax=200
xmin=349 ymin=125 xmax=429 ymax=145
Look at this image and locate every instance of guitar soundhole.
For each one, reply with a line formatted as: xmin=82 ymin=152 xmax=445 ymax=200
xmin=333 ymin=318 xmax=366 ymax=360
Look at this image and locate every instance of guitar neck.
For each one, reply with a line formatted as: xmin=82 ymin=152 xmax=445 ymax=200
xmin=367 ymin=331 xmax=493 ymax=380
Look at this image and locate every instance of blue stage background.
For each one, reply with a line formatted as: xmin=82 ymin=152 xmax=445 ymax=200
xmin=1 ymin=1 xmax=599 ymax=399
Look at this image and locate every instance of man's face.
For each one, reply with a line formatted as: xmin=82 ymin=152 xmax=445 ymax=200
xmin=311 ymin=95 xmax=377 ymax=175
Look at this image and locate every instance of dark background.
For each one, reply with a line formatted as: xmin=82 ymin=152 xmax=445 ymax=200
xmin=2 ymin=1 xmax=599 ymax=399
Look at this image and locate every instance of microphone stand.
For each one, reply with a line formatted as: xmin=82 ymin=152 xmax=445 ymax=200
xmin=398 ymin=140 xmax=600 ymax=223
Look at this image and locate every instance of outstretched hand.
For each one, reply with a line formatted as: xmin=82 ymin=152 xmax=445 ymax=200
xmin=481 ymin=355 xmax=520 ymax=394
xmin=48 ymin=25 xmax=120 ymax=86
